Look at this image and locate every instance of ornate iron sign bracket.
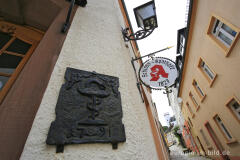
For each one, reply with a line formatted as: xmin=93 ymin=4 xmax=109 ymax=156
xmin=131 ymin=58 xmax=144 ymax=103
xmin=46 ymin=68 xmax=126 ymax=152
xmin=62 ymin=0 xmax=87 ymax=33
xmin=122 ymin=27 xmax=155 ymax=41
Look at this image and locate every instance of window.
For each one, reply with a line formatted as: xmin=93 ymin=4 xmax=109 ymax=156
xmin=205 ymin=122 xmax=225 ymax=156
xmin=226 ymin=96 xmax=240 ymax=123
xmin=198 ymin=58 xmax=217 ymax=86
xmin=189 ymin=92 xmax=200 ymax=111
xmin=192 ymin=80 xmax=205 ymax=101
xmin=212 ymin=19 xmax=237 ymax=47
xmin=213 ymin=115 xmax=236 ymax=143
xmin=200 ymin=129 xmax=211 ymax=147
xmin=188 ymin=117 xmax=193 ymax=127
xmin=207 ymin=15 xmax=240 ymax=56
xmin=0 ymin=21 xmax=43 ymax=103
xmin=197 ymin=136 xmax=207 ymax=155
xmin=179 ymin=34 xmax=185 ymax=55
xmin=186 ymin=102 xmax=195 ymax=118
xmin=176 ymin=54 xmax=183 ymax=70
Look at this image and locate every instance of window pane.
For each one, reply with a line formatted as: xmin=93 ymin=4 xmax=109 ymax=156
xmin=200 ymin=61 xmax=205 ymax=67
xmin=233 ymin=102 xmax=239 ymax=110
xmin=192 ymin=96 xmax=198 ymax=106
xmin=200 ymin=61 xmax=215 ymax=80
xmin=213 ymin=20 xmax=220 ymax=34
xmin=215 ymin=116 xmax=232 ymax=140
xmin=0 ymin=53 xmax=23 ymax=73
xmin=197 ymin=86 xmax=204 ymax=96
xmin=218 ymin=32 xmax=232 ymax=46
xmin=0 ymin=76 xmax=9 ymax=91
xmin=193 ymin=81 xmax=205 ymax=97
xmin=230 ymin=100 xmax=240 ymax=119
xmin=200 ymin=129 xmax=210 ymax=146
xmin=187 ymin=103 xmax=194 ymax=115
xmin=220 ymin=123 xmax=232 ymax=139
xmin=6 ymin=38 xmax=32 ymax=55
xmin=180 ymin=35 xmax=185 ymax=45
xmin=0 ymin=32 xmax=12 ymax=49
xmin=222 ymin=24 xmax=237 ymax=37
xmin=204 ymin=65 xmax=214 ymax=80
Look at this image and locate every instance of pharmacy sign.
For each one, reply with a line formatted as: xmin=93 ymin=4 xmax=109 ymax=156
xmin=139 ymin=57 xmax=178 ymax=89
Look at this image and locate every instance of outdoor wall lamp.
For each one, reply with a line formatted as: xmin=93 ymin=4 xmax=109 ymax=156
xmin=122 ymin=1 xmax=158 ymax=41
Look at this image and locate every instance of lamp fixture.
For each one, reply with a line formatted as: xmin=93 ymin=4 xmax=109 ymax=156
xmin=122 ymin=1 xmax=158 ymax=41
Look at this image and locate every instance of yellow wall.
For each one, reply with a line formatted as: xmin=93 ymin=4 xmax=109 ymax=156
xmin=180 ymin=0 xmax=240 ymax=159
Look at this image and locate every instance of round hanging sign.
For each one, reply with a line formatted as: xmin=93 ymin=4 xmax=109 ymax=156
xmin=139 ymin=57 xmax=179 ymax=89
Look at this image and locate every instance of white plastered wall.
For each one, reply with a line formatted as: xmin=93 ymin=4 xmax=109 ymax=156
xmin=21 ymin=0 xmax=158 ymax=160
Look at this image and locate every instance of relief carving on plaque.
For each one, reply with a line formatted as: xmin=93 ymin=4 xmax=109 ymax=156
xmin=46 ymin=68 xmax=126 ymax=153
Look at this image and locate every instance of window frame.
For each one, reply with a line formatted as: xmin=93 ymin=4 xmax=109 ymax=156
xmin=197 ymin=57 xmax=217 ymax=87
xmin=188 ymin=117 xmax=193 ymax=127
xmin=213 ymin=114 xmax=237 ymax=144
xmin=0 ymin=21 xmax=43 ymax=104
xmin=192 ymin=79 xmax=206 ymax=102
xmin=207 ymin=14 xmax=240 ymax=57
xmin=199 ymin=129 xmax=212 ymax=149
xmin=186 ymin=101 xmax=195 ymax=118
xmin=226 ymin=96 xmax=240 ymax=124
xmin=189 ymin=91 xmax=200 ymax=111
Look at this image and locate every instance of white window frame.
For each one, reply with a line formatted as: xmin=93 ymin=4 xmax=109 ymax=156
xmin=200 ymin=61 xmax=215 ymax=80
xmin=180 ymin=34 xmax=185 ymax=46
xmin=191 ymin=94 xmax=198 ymax=107
xmin=193 ymin=80 xmax=205 ymax=97
xmin=186 ymin=102 xmax=195 ymax=118
xmin=212 ymin=19 xmax=237 ymax=47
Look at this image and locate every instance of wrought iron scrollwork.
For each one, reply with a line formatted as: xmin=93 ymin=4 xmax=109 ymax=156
xmin=162 ymin=87 xmax=172 ymax=94
xmin=122 ymin=27 xmax=155 ymax=41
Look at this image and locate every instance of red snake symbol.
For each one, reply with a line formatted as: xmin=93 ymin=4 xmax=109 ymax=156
xmin=150 ymin=65 xmax=168 ymax=81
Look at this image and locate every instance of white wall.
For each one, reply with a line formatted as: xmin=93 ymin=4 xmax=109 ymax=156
xmin=168 ymin=88 xmax=184 ymax=129
xmin=21 ymin=0 xmax=158 ymax=160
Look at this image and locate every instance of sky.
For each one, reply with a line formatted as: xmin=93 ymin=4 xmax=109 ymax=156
xmin=124 ymin=0 xmax=188 ymax=126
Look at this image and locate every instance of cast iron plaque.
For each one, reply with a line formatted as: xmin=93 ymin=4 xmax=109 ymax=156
xmin=46 ymin=67 xmax=126 ymax=152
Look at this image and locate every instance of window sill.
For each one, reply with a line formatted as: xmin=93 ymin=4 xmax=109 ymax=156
xmin=207 ymin=34 xmax=229 ymax=56
xmin=226 ymin=139 xmax=238 ymax=145
xmin=209 ymin=74 xmax=217 ymax=88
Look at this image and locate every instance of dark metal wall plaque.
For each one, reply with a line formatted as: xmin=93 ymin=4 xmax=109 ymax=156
xmin=46 ymin=68 xmax=126 ymax=152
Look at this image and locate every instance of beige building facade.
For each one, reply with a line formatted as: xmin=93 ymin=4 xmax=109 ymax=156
xmin=0 ymin=0 xmax=169 ymax=159
xmin=178 ymin=0 xmax=240 ymax=159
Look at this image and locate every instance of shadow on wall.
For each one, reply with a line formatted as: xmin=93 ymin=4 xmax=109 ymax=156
xmin=0 ymin=0 xmax=62 ymax=31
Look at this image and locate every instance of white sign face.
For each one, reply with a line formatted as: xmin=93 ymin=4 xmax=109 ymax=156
xmin=139 ymin=57 xmax=178 ymax=89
